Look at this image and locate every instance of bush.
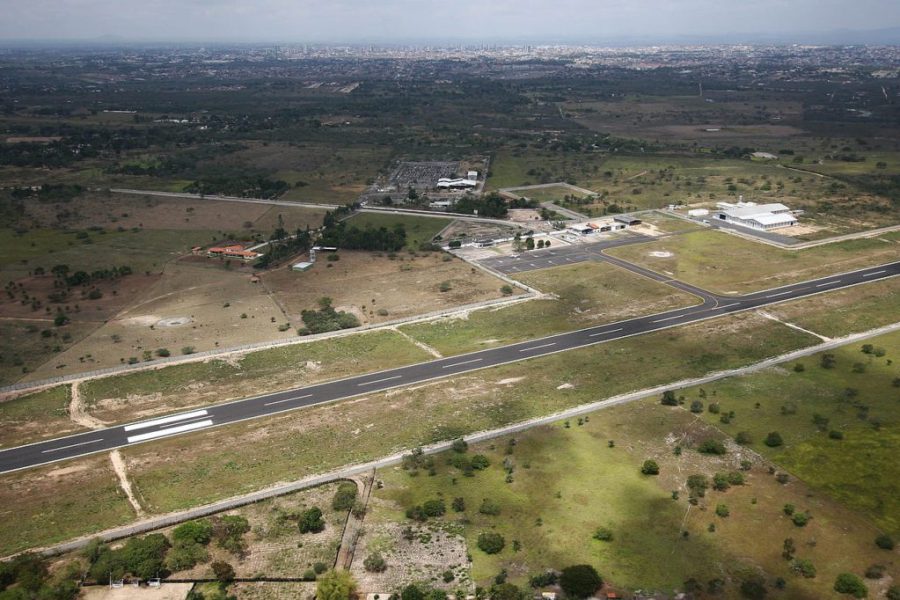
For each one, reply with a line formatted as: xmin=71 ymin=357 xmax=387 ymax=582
xmin=764 ymin=431 xmax=784 ymax=447
xmin=211 ymin=561 xmax=235 ymax=583
xmin=501 ymin=285 xmax=514 ymax=295
xmin=833 ymin=573 xmax=868 ymax=597
xmin=477 ymin=532 xmax=506 ymax=554
xmin=172 ymin=520 xmax=213 ymax=546
xmin=471 ymin=454 xmax=490 ymax=470
xmin=438 ymin=281 xmax=452 ymax=292
xmin=363 ymin=552 xmax=387 ymax=573
xmin=529 ymin=572 xmax=558 ymax=589
xmin=864 ymin=564 xmax=885 ymax=579
xmin=422 ymin=499 xmax=446 ymax=517
xmin=690 ymin=400 xmax=704 ymax=413
xmin=875 ymin=534 xmax=895 ymax=550
xmin=452 ymin=497 xmax=465 ymax=512
xmin=735 ymin=431 xmax=752 ymax=445
xmin=165 ymin=542 xmax=208 ymax=572
xmin=298 ymin=507 xmax=325 ymax=533
xmin=887 ymin=586 xmax=900 ymax=600
xmin=317 ymin=569 xmax=358 ymax=600
xmin=593 ymin=527 xmax=614 ymax=542
xmin=559 ymin=565 xmax=603 ymax=599
xmin=181 ymin=346 xmax=195 ymax=355
xmin=479 ymin=499 xmax=501 ymax=516
xmin=829 ymin=430 xmax=845 ymax=440
xmin=451 ymin=438 xmax=468 ymax=453
xmin=332 ymin=482 xmax=358 ymax=512
xmin=792 ymin=512 xmax=811 ymax=527
xmin=791 ymin=558 xmax=817 ymax=578
xmin=640 ymin=460 xmax=659 ymax=475
xmin=155 ymin=348 xmax=171 ymax=358
xmin=698 ymin=439 xmax=727 ymax=455
xmin=715 ymin=504 xmax=730 ymax=518
xmin=660 ymin=390 xmax=678 ymax=406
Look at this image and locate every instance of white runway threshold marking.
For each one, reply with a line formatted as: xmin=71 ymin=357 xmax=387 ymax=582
xmin=357 ymin=375 xmax=402 ymax=387
xmin=123 ymin=409 xmax=209 ymax=432
xmin=519 ymin=342 xmax=556 ymax=352
xmin=41 ymin=438 xmax=105 ymax=454
xmin=127 ymin=420 xmax=213 ymax=443
xmin=264 ymin=394 xmax=313 ymax=407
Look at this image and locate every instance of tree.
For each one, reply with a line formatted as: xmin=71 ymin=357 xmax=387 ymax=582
xmin=715 ymin=504 xmax=730 ymax=518
xmin=833 ymin=573 xmax=868 ymax=597
xmin=363 ymin=552 xmax=387 ymax=573
xmin=735 ymin=431 xmax=752 ymax=445
xmin=172 ymin=520 xmax=213 ymax=546
xmin=317 ymin=570 xmax=357 ymax=600
xmin=690 ymin=400 xmax=704 ymax=413
xmin=791 ymin=558 xmax=817 ymax=578
xmin=423 ymin=499 xmax=446 ymax=517
xmin=740 ymin=575 xmax=768 ymax=599
xmin=641 ymin=460 xmax=660 ymax=475
xmin=477 ymin=532 xmax=505 ymax=554
xmin=211 ymin=561 xmax=235 ymax=583
xmin=875 ymin=534 xmax=895 ymax=550
xmin=332 ymin=482 xmax=358 ymax=512
xmin=298 ymin=507 xmax=325 ymax=533
xmin=452 ymin=497 xmax=466 ymax=512
xmin=491 ymin=583 xmax=525 ymax=600
xmin=782 ymin=538 xmax=796 ymax=561
xmin=451 ymin=438 xmax=468 ymax=453
xmin=660 ymin=390 xmax=678 ymax=406
xmin=764 ymin=432 xmax=784 ymax=447
xmin=559 ymin=565 xmax=603 ymax=599
xmin=698 ymin=439 xmax=727 ymax=455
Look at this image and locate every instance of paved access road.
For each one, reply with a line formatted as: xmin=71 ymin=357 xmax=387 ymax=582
xmin=1 ymin=261 xmax=897 ymax=474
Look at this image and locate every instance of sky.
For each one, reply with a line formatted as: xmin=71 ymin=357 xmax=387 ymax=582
xmin=1 ymin=0 xmax=899 ymax=43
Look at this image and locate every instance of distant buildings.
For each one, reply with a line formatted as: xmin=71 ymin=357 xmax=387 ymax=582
xmin=565 ymin=215 xmax=639 ymax=235
xmin=206 ymin=244 xmax=261 ymax=261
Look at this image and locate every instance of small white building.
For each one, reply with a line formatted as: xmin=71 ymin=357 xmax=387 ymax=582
xmin=467 ymin=170 xmax=478 ymax=180
xmin=566 ymin=218 xmax=628 ymax=235
xmin=688 ymin=208 xmax=709 ymax=217
xmin=716 ymin=202 xmax=797 ymax=231
xmin=292 ymin=262 xmax=313 ymax=272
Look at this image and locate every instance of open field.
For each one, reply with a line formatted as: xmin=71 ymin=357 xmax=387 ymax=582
xmin=0 ymin=454 xmax=136 ymax=556
xmin=0 ymin=385 xmax=86 ymax=448
xmin=501 ymin=184 xmax=593 ymax=204
xmin=0 ymin=319 xmax=99 ymax=386
xmin=117 ymin=312 xmax=813 ymax=514
xmin=344 ymin=213 xmax=453 ymax=248
xmin=606 ymin=228 xmax=900 ymax=295
xmin=264 ymin=250 xmax=511 ymax=329
xmin=371 ymin=394 xmax=893 ymax=598
xmin=23 ymin=262 xmax=295 ymax=382
xmin=80 ymin=329 xmax=431 ymax=423
xmin=684 ymin=329 xmax=900 ymax=536
xmin=400 ymin=261 xmax=700 ymax=356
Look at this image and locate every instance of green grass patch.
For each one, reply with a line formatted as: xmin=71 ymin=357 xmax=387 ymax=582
xmin=80 ymin=329 xmax=431 ymax=423
xmin=0 ymin=385 xmax=86 ymax=448
xmin=683 ymin=329 xmax=900 ymax=535
xmin=400 ymin=261 xmax=700 ymax=356
xmin=607 ymin=229 xmax=900 ymax=295
xmin=345 ymin=212 xmax=453 ymax=248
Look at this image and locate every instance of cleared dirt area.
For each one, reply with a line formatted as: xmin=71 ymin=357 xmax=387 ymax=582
xmin=264 ymin=251 xmax=512 ymax=326
xmin=80 ymin=584 xmax=193 ymax=600
xmin=24 ymin=263 xmax=293 ymax=381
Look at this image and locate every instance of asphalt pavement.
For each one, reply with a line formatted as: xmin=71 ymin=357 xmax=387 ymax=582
xmin=1 ymin=260 xmax=897 ymax=474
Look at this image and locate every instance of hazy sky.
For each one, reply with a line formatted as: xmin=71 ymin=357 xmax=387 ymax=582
xmin=1 ymin=0 xmax=899 ymax=43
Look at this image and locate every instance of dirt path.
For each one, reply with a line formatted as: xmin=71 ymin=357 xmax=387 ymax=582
xmin=334 ymin=470 xmax=375 ymax=570
xmin=625 ymin=169 xmax=649 ymax=181
xmin=110 ymin=450 xmax=145 ymax=517
xmin=68 ymin=382 xmax=107 ymax=429
xmin=392 ymin=327 xmax=443 ymax=358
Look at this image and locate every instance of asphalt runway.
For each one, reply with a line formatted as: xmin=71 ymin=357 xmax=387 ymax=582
xmin=1 ymin=260 xmax=897 ymax=474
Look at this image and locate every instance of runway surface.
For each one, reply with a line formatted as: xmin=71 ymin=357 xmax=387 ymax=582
xmin=1 ymin=260 xmax=897 ymax=474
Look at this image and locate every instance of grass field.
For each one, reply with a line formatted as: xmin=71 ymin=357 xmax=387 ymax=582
xmin=0 ymin=385 xmax=86 ymax=448
xmin=400 ymin=261 xmax=700 ymax=356
xmin=119 ymin=312 xmax=813 ymax=513
xmin=0 ymin=455 xmax=136 ymax=556
xmin=501 ymin=184 xmax=593 ymax=204
xmin=345 ymin=213 xmax=453 ymax=248
xmin=606 ymin=229 xmax=900 ymax=295
xmin=80 ymin=329 xmax=431 ymax=423
xmin=371 ymin=395 xmax=892 ymax=598
xmin=0 ymin=319 xmax=98 ymax=386
xmin=683 ymin=330 xmax=900 ymax=536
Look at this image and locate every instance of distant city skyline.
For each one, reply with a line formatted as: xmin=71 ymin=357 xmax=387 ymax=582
xmin=1 ymin=0 xmax=899 ymax=44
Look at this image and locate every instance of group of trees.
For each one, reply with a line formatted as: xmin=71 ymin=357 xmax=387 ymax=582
xmin=254 ymin=228 xmax=312 ymax=269
xmin=319 ymin=221 xmax=407 ymax=252
xmin=298 ymin=297 xmax=360 ymax=335
xmin=452 ymin=193 xmax=509 ymax=218
xmin=0 ymin=553 xmax=78 ymax=600
xmin=185 ymin=175 xmax=290 ymax=199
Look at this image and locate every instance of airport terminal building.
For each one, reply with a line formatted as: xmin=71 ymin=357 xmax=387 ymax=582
xmin=715 ymin=202 xmax=798 ymax=231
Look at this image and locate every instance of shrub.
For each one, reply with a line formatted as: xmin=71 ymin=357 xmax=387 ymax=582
xmin=690 ymin=400 xmax=704 ymax=413
xmin=317 ymin=569 xmax=358 ymax=600
xmin=792 ymin=512 xmax=811 ymax=527
xmin=791 ymin=558 xmax=817 ymax=578
xmin=500 ymin=285 xmax=514 ymax=295
xmin=363 ymin=552 xmax=387 ymax=573
xmin=422 ymin=499 xmax=446 ymax=517
xmin=438 ymin=281 xmax=452 ymax=292
xmin=181 ymin=346 xmax=195 ymax=355
xmin=829 ymin=430 xmax=845 ymax=440
xmin=479 ymin=499 xmax=501 ymax=516
xmin=735 ymin=431 xmax=752 ymax=445
xmin=764 ymin=431 xmax=784 ymax=447
xmin=783 ymin=503 xmax=795 ymax=516
xmin=477 ymin=532 xmax=505 ymax=554
xmin=593 ymin=527 xmax=614 ymax=542
xmin=172 ymin=520 xmax=213 ymax=546
xmin=211 ymin=561 xmax=235 ymax=583
xmin=155 ymin=348 xmax=171 ymax=358
xmin=864 ymin=564 xmax=885 ymax=579
xmin=715 ymin=504 xmax=730 ymax=518
xmin=687 ymin=474 xmax=709 ymax=497
xmin=471 ymin=454 xmax=491 ymax=470
xmin=640 ymin=460 xmax=660 ymax=475
xmin=559 ymin=565 xmax=603 ymax=599
xmin=833 ymin=573 xmax=868 ymax=597
xmin=451 ymin=497 xmax=465 ymax=512
xmin=875 ymin=534 xmax=895 ymax=550
xmin=451 ymin=438 xmax=468 ymax=453
xmin=887 ymin=586 xmax=900 ymax=600
xmin=660 ymin=390 xmax=678 ymax=406
xmin=332 ymin=482 xmax=358 ymax=512
xmin=298 ymin=507 xmax=325 ymax=533
xmin=697 ymin=439 xmax=727 ymax=455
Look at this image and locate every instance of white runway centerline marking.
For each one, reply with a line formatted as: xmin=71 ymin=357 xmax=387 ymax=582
xmin=816 ymin=280 xmax=839 ymax=287
xmin=264 ymin=394 xmax=313 ymax=407
xmin=589 ymin=327 xmax=624 ymax=337
xmin=716 ymin=302 xmax=741 ymax=310
xmin=863 ymin=270 xmax=886 ymax=277
xmin=651 ymin=314 xmax=686 ymax=323
xmin=41 ymin=438 xmax=105 ymax=454
xmin=442 ymin=358 xmax=483 ymax=369
xmin=357 ymin=375 xmax=402 ymax=387
xmin=765 ymin=291 xmax=792 ymax=299
xmin=127 ymin=420 xmax=213 ymax=443
xmin=124 ymin=410 xmax=209 ymax=432
xmin=519 ymin=342 xmax=557 ymax=352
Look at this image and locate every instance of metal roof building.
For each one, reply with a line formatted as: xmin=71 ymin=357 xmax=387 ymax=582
xmin=717 ymin=203 xmax=797 ymax=231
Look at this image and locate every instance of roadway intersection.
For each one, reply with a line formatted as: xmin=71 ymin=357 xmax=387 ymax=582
xmin=0 ymin=260 xmax=897 ymax=474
